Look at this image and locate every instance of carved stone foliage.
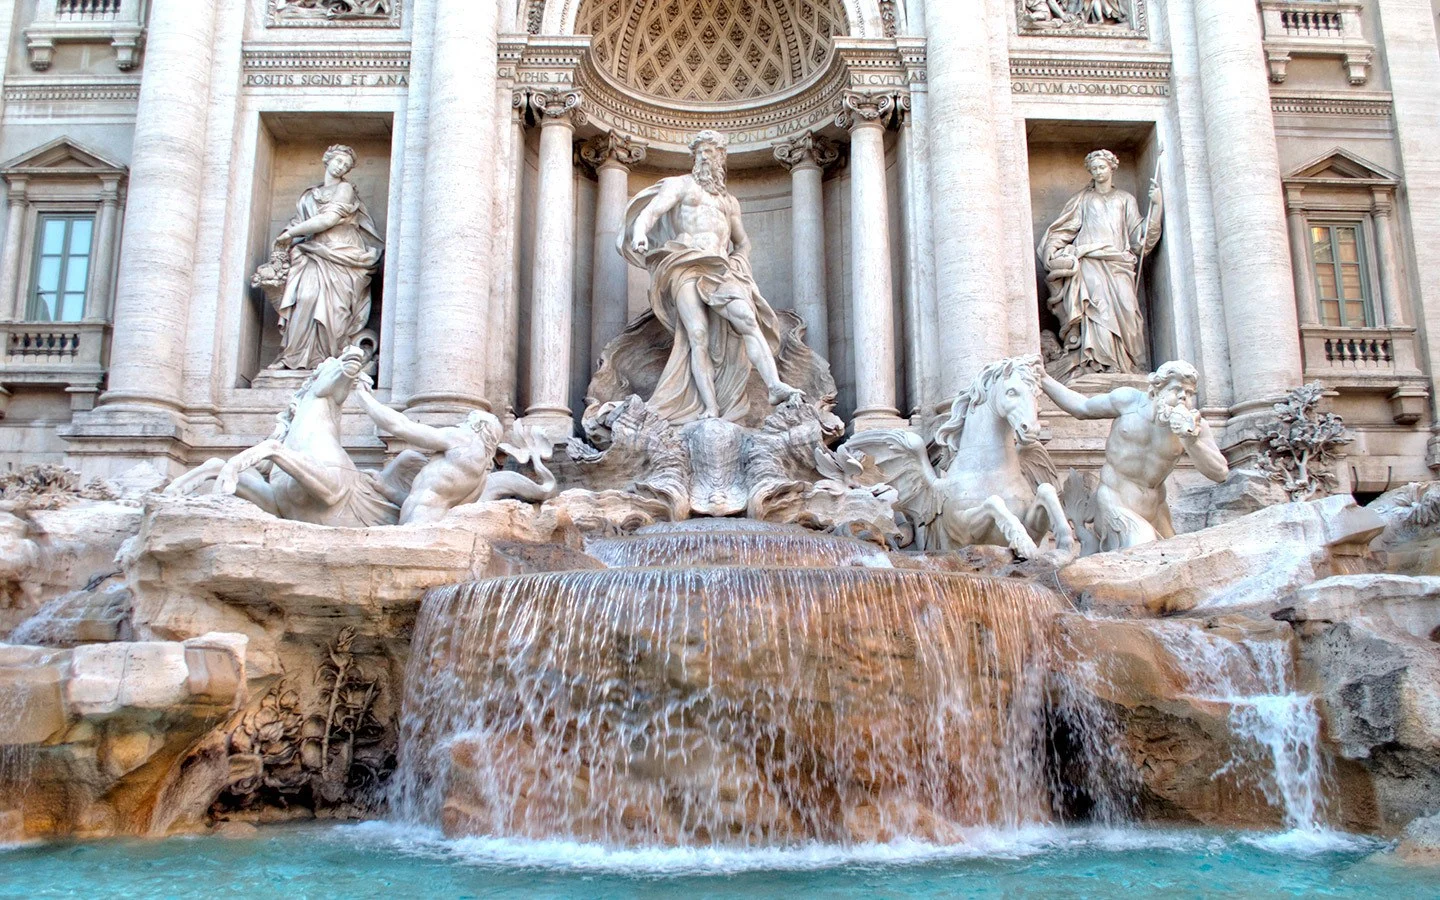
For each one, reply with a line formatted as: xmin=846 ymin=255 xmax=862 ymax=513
xmin=773 ymin=130 xmax=841 ymax=170
xmin=1257 ymin=382 xmax=1352 ymax=501
xmin=1017 ymin=0 xmax=1147 ymax=38
xmin=575 ymin=0 xmax=849 ymax=102
xmin=835 ymin=90 xmax=901 ymax=130
xmin=525 ymin=87 xmax=585 ymax=126
xmin=216 ymin=628 xmax=393 ymax=815
xmin=267 ymin=0 xmax=401 ymax=27
xmin=579 ymin=132 xmax=648 ymax=172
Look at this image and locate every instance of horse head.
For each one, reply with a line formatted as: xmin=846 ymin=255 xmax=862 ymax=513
xmin=305 ymin=346 xmax=368 ymax=406
xmin=935 ymin=354 xmax=1045 ymax=454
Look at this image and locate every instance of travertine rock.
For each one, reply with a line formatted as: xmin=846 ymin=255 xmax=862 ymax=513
xmin=1059 ymin=495 xmax=1383 ymax=615
xmin=1396 ymin=812 xmax=1440 ymax=865
xmin=0 ymin=634 xmax=246 ymax=840
xmin=1054 ymin=613 xmax=1294 ymax=828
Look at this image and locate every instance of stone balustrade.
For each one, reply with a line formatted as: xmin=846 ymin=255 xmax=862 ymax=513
xmin=1299 ymin=324 xmax=1429 ymax=423
xmin=0 ymin=320 xmax=108 ymax=412
xmin=1259 ymin=0 xmax=1373 ymax=84
xmin=25 ymin=0 xmax=143 ymax=70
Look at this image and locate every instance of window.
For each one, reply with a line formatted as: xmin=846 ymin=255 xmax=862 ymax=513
xmin=28 ymin=214 xmax=93 ymax=322
xmin=1310 ymin=223 xmax=1374 ymax=328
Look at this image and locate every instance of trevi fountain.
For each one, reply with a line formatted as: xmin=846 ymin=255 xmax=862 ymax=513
xmin=1 ymin=0 xmax=1439 ymax=896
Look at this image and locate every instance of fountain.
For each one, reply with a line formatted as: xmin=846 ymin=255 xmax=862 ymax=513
xmin=393 ymin=523 xmax=1077 ymax=846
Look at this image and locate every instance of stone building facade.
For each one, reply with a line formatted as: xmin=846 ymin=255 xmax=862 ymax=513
xmin=0 ymin=0 xmax=1437 ymax=499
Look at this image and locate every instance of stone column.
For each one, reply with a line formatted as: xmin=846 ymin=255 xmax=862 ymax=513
xmin=923 ymin=1 xmax=1008 ymax=397
xmin=774 ymin=131 xmax=839 ymax=355
xmin=0 ymin=178 xmax=27 ymax=317
xmin=1284 ymin=188 xmax=1319 ymax=327
xmin=98 ymin=0 xmax=218 ymax=413
xmin=1193 ymin=0 xmax=1303 ymax=419
xmin=580 ymin=132 xmax=645 ymax=365
xmin=86 ymin=177 xmax=121 ymax=321
xmin=524 ymin=89 xmax=583 ymax=440
xmin=409 ymin=0 xmax=499 ymax=412
xmin=839 ymin=92 xmax=904 ymax=431
xmin=1371 ymin=191 xmax=1405 ymax=327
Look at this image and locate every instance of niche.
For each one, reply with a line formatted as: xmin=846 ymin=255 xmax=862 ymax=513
xmin=1026 ymin=120 xmax=1168 ymax=378
xmin=238 ymin=112 xmax=394 ymax=387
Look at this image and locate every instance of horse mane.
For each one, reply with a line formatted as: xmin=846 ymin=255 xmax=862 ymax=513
xmin=267 ymin=367 xmax=328 ymax=444
xmin=934 ymin=355 xmax=1043 ymax=454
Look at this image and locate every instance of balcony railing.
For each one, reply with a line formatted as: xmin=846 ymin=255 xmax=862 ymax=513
xmin=0 ymin=321 xmax=108 ymax=411
xmin=25 ymin=0 xmax=144 ymax=71
xmin=55 ymin=0 xmax=123 ymax=20
xmin=1259 ymin=1 xmax=1373 ymax=85
xmin=1300 ymin=324 xmax=1428 ymax=424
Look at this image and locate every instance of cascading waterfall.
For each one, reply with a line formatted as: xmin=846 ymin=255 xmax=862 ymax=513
xmin=1150 ymin=623 xmax=1330 ymax=832
xmin=391 ymin=525 xmax=1113 ymax=847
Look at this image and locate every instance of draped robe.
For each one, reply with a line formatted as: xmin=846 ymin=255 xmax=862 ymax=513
xmin=274 ymin=180 xmax=384 ymax=370
xmin=619 ymin=177 xmax=785 ymax=425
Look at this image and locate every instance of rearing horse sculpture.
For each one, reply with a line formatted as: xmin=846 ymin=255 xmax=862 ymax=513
xmin=167 ymin=346 xmax=408 ymax=527
xmin=846 ymin=355 xmax=1075 ymax=560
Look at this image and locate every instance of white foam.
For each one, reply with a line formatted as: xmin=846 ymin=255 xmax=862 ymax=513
xmin=336 ymin=823 xmax=1372 ymax=876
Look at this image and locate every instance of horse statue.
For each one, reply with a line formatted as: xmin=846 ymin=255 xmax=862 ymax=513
xmin=845 ymin=355 xmax=1075 ymax=560
xmin=166 ymin=346 xmax=413 ymax=527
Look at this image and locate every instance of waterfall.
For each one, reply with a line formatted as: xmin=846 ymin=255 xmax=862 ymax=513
xmin=391 ymin=522 xmax=1112 ymax=847
xmin=1150 ymin=623 xmax=1329 ymax=833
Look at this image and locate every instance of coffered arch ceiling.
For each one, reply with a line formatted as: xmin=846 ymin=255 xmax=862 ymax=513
xmin=570 ymin=0 xmax=852 ymax=103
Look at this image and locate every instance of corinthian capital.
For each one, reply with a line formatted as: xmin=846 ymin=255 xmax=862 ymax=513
xmin=835 ymin=91 xmax=900 ymax=131
xmin=774 ymin=131 xmax=841 ymax=172
xmin=526 ymin=88 xmax=585 ymax=127
xmin=579 ymin=132 xmax=648 ymax=171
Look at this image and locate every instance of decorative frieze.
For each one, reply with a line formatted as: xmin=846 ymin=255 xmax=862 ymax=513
xmin=1270 ymin=92 xmax=1392 ymax=119
xmin=266 ymin=0 xmax=401 ymax=29
xmin=241 ymin=48 xmax=410 ymax=89
xmin=1009 ymin=55 xmax=1170 ymax=98
xmin=1017 ymin=0 xmax=1148 ymax=39
xmin=2 ymin=80 xmax=140 ymax=105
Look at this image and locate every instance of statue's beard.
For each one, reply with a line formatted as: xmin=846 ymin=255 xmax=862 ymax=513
xmin=694 ymin=159 xmax=727 ymax=194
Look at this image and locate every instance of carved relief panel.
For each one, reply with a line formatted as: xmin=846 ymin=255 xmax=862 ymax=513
xmin=266 ymin=0 xmax=401 ymax=28
xmin=1016 ymin=0 xmax=1147 ymax=38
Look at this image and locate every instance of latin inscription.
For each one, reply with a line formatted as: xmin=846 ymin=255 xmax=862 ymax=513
xmin=244 ymin=72 xmax=410 ymax=89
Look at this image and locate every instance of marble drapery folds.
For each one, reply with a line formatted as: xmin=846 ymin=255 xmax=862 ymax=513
xmin=619 ymin=183 xmax=786 ymax=426
xmin=1040 ymin=183 xmax=1160 ymax=377
xmin=268 ymin=180 xmax=383 ymax=370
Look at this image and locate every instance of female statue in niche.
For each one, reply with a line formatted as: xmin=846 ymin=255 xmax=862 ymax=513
xmin=254 ymin=144 xmax=383 ymax=371
xmin=1039 ymin=149 xmax=1161 ymax=380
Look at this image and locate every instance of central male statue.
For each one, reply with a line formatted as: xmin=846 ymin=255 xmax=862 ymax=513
xmin=622 ymin=130 xmax=804 ymax=424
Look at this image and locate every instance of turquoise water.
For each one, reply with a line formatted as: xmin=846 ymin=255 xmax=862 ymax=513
xmin=1 ymin=824 xmax=1432 ymax=899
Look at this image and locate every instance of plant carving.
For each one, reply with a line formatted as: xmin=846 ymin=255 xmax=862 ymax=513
xmin=1257 ymin=382 xmax=1351 ymax=500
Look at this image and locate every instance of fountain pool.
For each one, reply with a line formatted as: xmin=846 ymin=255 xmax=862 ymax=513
xmin=0 ymin=823 xmax=1422 ymax=898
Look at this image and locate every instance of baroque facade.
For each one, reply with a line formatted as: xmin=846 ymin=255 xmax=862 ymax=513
xmin=0 ymin=0 xmax=1438 ymax=502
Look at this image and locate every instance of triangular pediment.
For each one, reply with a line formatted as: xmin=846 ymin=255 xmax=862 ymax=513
xmin=0 ymin=137 xmax=127 ymax=176
xmin=1287 ymin=147 xmax=1398 ymax=184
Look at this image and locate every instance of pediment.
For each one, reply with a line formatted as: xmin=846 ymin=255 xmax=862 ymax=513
xmin=0 ymin=137 xmax=127 ymax=177
xmin=1287 ymin=147 xmax=1398 ymax=185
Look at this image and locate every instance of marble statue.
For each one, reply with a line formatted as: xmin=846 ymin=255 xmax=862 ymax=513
xmin=1042 ymin=360 xmax=1230 ymax=550
xmin=846 ymin=355 xmax=1075 ymax=559
xmin=353 ymin=385 xmax=558 ymax=525
xmin=165 ymin=347 xmax=408 ymax=527
xmin=1039 ymin=149 xmax=1161 ymax=379
xmin=1022 ymin=0 xmax=1129 ymax=28
xmin=270 ymin=0 xmax=392 ymax=22
xmin=253 ymin=145 xmax=383 ymax=371
xmin=621 ymin=130 xmax=804 ymax=424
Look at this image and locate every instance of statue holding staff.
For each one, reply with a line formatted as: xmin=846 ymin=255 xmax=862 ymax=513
xmin=1039 ymin=149 xmax=1162 ymax=379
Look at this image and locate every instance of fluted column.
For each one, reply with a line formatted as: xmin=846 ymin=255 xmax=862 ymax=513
xmin=0 ymin=178 xmax=27 ymax=317
xmin=839 ymin=92 xmax=904 ymax=431
xmin=1194 ymin=0 xmax=1303 ymax=418
xmin=524 ymin=89 xmax=583 ymax=440
xmin=580 ymin=132 xmax=645 ymax=365
xmin=98 ymin=0 xmax=218 ymax=412
xmin=410 ymin=0 xmax=497 ymax=412
xmin=1371 ymin=191 xmax=1405 ymax=327
xmin=924 ymin=0 xmax=1008 ymax=397
xmin=774 ymin=131 xmax=839 ymax=355
xmin=1284 ymin=188 xmax=1318 ymax=327
xmin=87 ymin=177 xmax=121 ymax=321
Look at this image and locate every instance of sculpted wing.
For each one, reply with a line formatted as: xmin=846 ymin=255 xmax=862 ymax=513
xmin=844 ymin=430 xmax=943 ymax=529
xmin=1018 ymin=442 xmax=1060 ymax=490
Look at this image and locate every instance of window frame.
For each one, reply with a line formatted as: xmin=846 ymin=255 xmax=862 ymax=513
xmin=1308 ymin=218 xmax=1377 ymax=329
xmin=25 ymin=210 xmax=96 ymax=323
